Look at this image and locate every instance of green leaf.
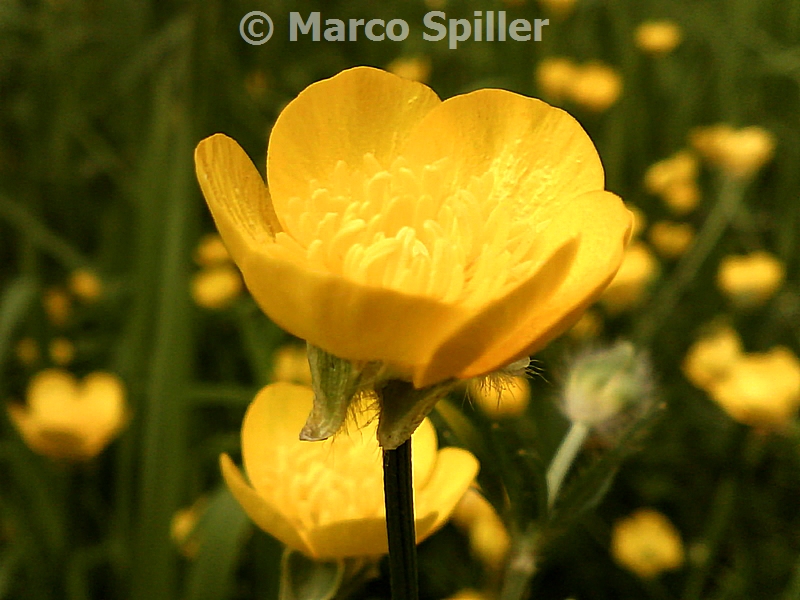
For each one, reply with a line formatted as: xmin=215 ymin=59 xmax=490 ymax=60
xmin=183 ymin=486 xmax=252 ymax=600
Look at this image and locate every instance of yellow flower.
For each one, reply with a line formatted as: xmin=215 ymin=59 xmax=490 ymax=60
xmin=567 ymin=62 xmax=623 ymax=112
xmin=7 ymin=369 xmax=128 ymax=461
xmin=537 ymin=0 xmax=576 ymax=18
xmin=43 ymin=286 xmax=71 ymax=327
xmin=708 ymin=347 xmax=800 ymax=429
xmin=194 ymin=233 xmax=233 ymax=267
xmin=611 ymin=509 xmax=684 ymax=578
xmin=535 ymin=57 xmax=578 ymax=101
xmin=195 ymin=67 xmax=632 ymax=389
xmin=648 ymin=221 xmax=694 ymax=259
xmin=49 ymin=337 xmax=75 ymax=366
xmin=690 ymin=125 xmax=776 ymax=179
xmin=68 ymin=269 xmax=103 ymax=302
xmin=682 ymin=324 xmax=743 ymax=390
xmin=220 ymin=382 xmax=478 ymax=559
xmin=452 ymin=487 xmax=510 ymax=572
xmin=567 ymin=308 xmax=603 ymax=339
xmin=717 ymin=251 xmax=784 ymax=308
xmin=387 ymin=55 xmax=432 ymax=83
xmin=271 ymin=344 xmax=312 ymax=385
xmin=171 ymin=496 xmax=209 ymax=558
xmin=600 ymin=241 xmax=658 ymax=313
xmin=634 ymin=21 xmax=682 ymax=55
xmin=190 ymin=264 xmax=244 ymax=309
xmin=643 ymin=150 xmax=700 ymax=215
xmin=468 ymin=375 xmax=530 ymax=418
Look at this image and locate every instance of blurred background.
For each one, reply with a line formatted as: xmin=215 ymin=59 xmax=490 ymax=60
xmin=1 ymin=0 xmax=800 ymax=599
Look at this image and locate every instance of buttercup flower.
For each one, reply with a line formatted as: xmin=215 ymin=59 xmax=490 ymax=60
xmin=707 ymin=347 xmax=800 ymax=430
xmin=535 ymin=57 xmax=578 ymax=101
xmin=600 ymin=241 xmax=658 ymax=313
xmin=468 ymin=375 xmax=530 ymax=418
xmin=635 ymin=21 xmax=682 ymax=55
xmin=682 ymin=324 xmax=743 ymax=389
xmin=272 ymin=344 xmax=313 ymax=385
xmin=716 ymin=251 xmax=784 ymax=308
xmin=387 ymin=55 xmax=432 ymax=83
xmin=195 ymin=67 xmax=632 ymax=392
xmin=220 ymin=382 xmax=478 ymax=559
xmin=648 ymin=221 xmax=694 ymax=259
xmin=690 ymin=125 xmax=776 ymax=179
xmin=644 ymin=150 xmax=700 ymax=215
xmin=567 ymin=62 xmax=623 ymax=112
xmin=452 ymin=487 xmax=510 ymax=572
xmin=191 ymin=233 xmax=244 ymax=309
xmin=7 ymin=369 xmax=128 ymax=461
xmin=68 ymin=269 xmax=103 ymax=302
xmin=611 ymin=508 xmax=684 ymax=578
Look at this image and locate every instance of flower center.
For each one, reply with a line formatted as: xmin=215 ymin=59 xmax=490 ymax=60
xmin=271 ymin=153 xmax=547 ymax=305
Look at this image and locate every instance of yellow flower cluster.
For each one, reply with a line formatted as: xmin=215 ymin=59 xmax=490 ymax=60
xmin=684 ymin=325 xmax=800 ymax=429
xmin=644 ymin=150 xmax=700 ymax=215
xmin=716 ymin=251 xmax=784 ymax=308
xmin=7 ymin=369 xmax=128 ymax=460
xmin=611 ymin=508 xmax=684 ymax=578
xmin=536 ymin=58 xmax=622 ymax=112
xmin=191 ymin=233 xmax=244 ymax=309
xmin=196 ymin=67 xmax=632 ymax=391
xmin=221 ymin=382 xmax=478 ymax=559
xmin=690 ymin=124 xmax=776 ymax=180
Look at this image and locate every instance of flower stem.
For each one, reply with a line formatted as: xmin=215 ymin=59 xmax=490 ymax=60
xmin=383 ymin=438 xmax=419 ymax=600
xmin=546 ymin=421 xmax=590 ymax=509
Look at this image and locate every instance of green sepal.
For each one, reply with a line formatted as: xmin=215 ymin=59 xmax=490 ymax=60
xmin=279 ymin=548 xmax=345 ymax=600
xmin=376 ymin=379 xmax=458 ymax=450
xmin=300 ymin=344 xmax=379 ymax=441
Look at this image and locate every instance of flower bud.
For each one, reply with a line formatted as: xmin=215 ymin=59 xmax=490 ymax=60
xmin=561 ymin=341 xmax=652 ymax=429
xmin=635 ymin=21 xmax=682 ymax=55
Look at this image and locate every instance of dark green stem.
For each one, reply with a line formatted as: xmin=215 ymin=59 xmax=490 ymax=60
xmin=383 ymin=438 xmax=419 ymax=600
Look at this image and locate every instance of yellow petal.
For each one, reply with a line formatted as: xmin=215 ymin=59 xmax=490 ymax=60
xmin=267 ymin=66 xmax=441 ymax=220
xmin=454 ymin=190 xmax=633 ymax=380
xmin=240 ymin=382 xmax=317 ymax=494
xmin=194 ymin=134 xmax=281 ymax=268
xmin=401 ymin=88 xmax=606 ymax=212
xmin=413 ymin=237 xmax=578 ymax=387
xmin=220 ymin=454 xmax=314 ymax=556
xmin=27 ymin=369 xmax=80 ymax=429
xmin=235 ymin=248 xmax=465 ymax=369
xmin=415 ymin=447 xmax=480 ymax=538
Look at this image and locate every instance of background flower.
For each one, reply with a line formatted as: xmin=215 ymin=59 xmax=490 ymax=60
xmin=220 ymin=382 xmax=478 ymax=559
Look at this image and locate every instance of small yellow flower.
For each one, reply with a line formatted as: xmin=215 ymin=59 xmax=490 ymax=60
xmin=708 ymin=347 xmax=800 ymax=430
xmin=49 ymin=337 xmax=75 ymax=366
xmin=535 ymin=57 xmax=578 ymax=101
xmin=611 ymin=509 xmax=684 ymax=579
xmin=452 ymin=487 xmax=510 ymax=572
xmin=195 ymin=67 xmax=632 ymax=390
xmin=690 ymin=125 xmax=776 ymax=179
xmin=567 ymin=62 xmax=623 ymax=112
xmin=600 ymin=242 xmax=658 ymax=313
xmin=468 ymin=375 xmax=530 ymax=418
xmin=68 ymin=269 xmax=103 ymax=302
xmin=682 ymin=324 xmax=743 ymax=389
xmin=567 ymin=308 xmax=603 ymax=340
xmin=717 ymin=251 xmax=784 ymax=308
xmin=537 ymin=0 xmax=576 ymax=18
xmin=387 ymin=56 xmax=432 ymax=83
xmin=191 ymin=264 xmax=244 ymax=309
xmin=220 ymin=382 xmax=478 ymax=559
xmin=7 ymin=369 xmax=128 ymax=461
xmin=648 ymin=221 xmax=694 ymax=259
xmin=194 ymin=233 xmax=232 ymax=267
xmin=644 ymin=150 xmax=700 ymax=215
xmin=171 ymin=496 xmax=209 ymax=558
xmin=634 ymin=21 xmax=682 ymax=55
xmin=43 ymin=286 xmax=71 ymax=327
xmin=271 ymin=345 xmax=312 ymax=385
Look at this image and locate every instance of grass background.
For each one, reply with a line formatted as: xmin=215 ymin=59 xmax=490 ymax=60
xmin=1 ymin=0 xmax=800 ymax=598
